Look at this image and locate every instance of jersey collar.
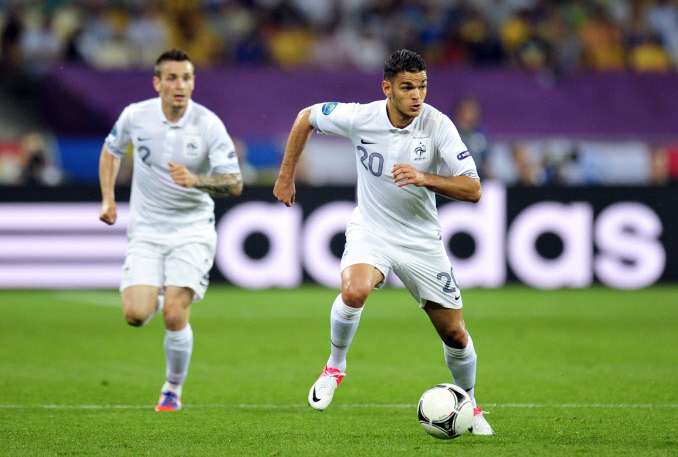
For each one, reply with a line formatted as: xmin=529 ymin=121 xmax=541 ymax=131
xmin=382 ymin=99 xmax=418 ymax=134
xmin=157 ymin=98 xmax=194 ymax=128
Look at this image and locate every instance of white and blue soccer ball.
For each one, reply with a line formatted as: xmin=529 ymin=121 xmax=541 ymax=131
xmin=417 ymin=383 xmax=474 ymax=439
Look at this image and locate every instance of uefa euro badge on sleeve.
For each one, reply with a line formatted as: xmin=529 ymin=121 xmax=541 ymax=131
xmin=322 ymin=102 xmax=338 ymax=115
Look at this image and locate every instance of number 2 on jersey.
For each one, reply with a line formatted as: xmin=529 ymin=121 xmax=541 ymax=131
xmin=138 ymin=146 xmax=151 ymax=166
xmin=357 ymin=146 xmax=384 ymax=177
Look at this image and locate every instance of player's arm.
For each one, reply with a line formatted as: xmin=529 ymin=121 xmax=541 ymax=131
xmin=392 ymin=165 xmax=481 ymax=202
xmin=194 ymin=173 xmax=243 ymax=197
xmin=98 ymin=144 xmax=121 ymax=225
xmin=168 ymin=163 xmax=243 ymax=197
xmin=393 ymin=114 xmax=481 ymax=202
xmin=100 ymin=105 xmax=133 ymax=225
xmin=273 ymin=107 xmax=314 ymax=207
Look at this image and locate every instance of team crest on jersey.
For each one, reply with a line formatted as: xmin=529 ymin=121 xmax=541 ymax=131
xmin=183 ymin=136 xmax=201 ymax=159
xmin=322 ymin=102 xmax=338 ymax=115
xmin=411 ymin=140 xmax=429 ymax=162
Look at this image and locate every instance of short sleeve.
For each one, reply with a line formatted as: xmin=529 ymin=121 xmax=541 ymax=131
xmin=207 ymin=118 xmax=241 ymax=175
xmin=309 ymin=102 xmax=358 ymax=138
xmin=104 ymin=105 xmax=133 ymax=158
xmin=436 ymin=115 xmax=479 ymax=179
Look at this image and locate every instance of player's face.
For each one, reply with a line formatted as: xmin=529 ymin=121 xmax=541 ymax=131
xmin=153 ymin=60 xmax=195 ymax=112
xmin=383 ymin=71 xmax=427 ymax=121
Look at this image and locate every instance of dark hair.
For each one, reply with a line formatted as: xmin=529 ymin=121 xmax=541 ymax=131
xmin=154 ymin=49 xmax=192 ymax=76
xmin=383 ymin=49 xmax=426 ymax=80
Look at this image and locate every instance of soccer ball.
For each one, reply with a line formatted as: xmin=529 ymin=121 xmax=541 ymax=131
xmin=417 ymin=383 xmax=474 ymax=439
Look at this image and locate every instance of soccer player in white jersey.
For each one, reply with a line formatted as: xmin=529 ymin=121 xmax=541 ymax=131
xmin=273 ymin=49 xmax=493 ymax=435
xmin=98 ymin=49 xmax=243 ymax=412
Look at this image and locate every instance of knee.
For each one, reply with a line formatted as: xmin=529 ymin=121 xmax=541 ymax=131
xmin=441 ymin=325 xmax=468 ymax=349
xmin=341 ymin=283 xmax=371 ymax=308
xmin=122 ymin=301 xmax=148 ymax=327
xmin=163 ymin=302 xmax=188 ymax=330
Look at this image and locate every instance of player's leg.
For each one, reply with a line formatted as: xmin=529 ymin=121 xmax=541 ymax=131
xmin=121 ymin=286 xmax=161 ymax=326
xmin=155 ymin=230 xmax=214 ymax=412
xmin=424 ymin=303 xmax=493 ymax=435
xmin=328 ymin=263 xmax=384 ymax=370
xmin=155 ymin=285 xmax=193 ymax=412
xmin=119 ymin=238 xmax=165 ymax=326
xmin=309 ymin=263 xmax=384 ymax=411
xmin=308 ymin=224 xmax=392 ymax=411
xmin=393 ymin=246 xmax=493 ymax=435
xmin=423 ymin=304 xmax=475 ymax=400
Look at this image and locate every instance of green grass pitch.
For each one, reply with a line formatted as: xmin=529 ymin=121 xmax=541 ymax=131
xmin=1 ymin=286 xmax=677 ymax=456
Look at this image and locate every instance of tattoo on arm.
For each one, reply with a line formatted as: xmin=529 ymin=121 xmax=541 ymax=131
xmin=194 ymin=173 xmax=243 ymax=197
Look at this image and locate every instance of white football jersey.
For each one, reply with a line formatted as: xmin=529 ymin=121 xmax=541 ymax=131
xmin=309 ymin=100 xmax=478 ymax=247
xmin=105 ymin=98 xmax=240 ymax=235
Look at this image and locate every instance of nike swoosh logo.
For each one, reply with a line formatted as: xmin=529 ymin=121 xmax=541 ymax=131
xmin=360 ymin=139 xmax=376 ymax=144
xmin=312 ymin=387 xmax=321 ymax=403
xmin=137 ymin=137 xmax=151 ymax=142
xmin=454 ymin=295 xmax=461 ymax=301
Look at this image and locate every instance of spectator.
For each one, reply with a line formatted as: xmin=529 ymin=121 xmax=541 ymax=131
xmin=126 ymin=4 xmax=168 ymax=67
xmin=578 ymin=6 xmax=625 ymax=71
xmin=516 ymin=32 xmax=553 ymax=72
xmin=459 ymin=7 xmax=505 ymax=67
xmin=645 ymin=0 xmax=678 ymax=65
xmin=166 ymin=8 xmax=219 ymax=67
xmin=541 ymin=140 xmax=585 ymax=185
xmin=667 ymin=144 xmax=678 ymax=184
xmin=20 ymin=9 xmax=63 ymax=74
xmin=0 ymin=7 xmax=24 ymax=71
xmin=267 ymin=26 xmax=315 ymax=68
xmin=629 ymin=33 xmax=673 ymax=73
xmin=500 ymin=8 xmax=533 ymax=64
xmin=18 ymin=132 xmax=62 ymax=187
xmin=648 ymin=145 xmax=669 ymax=185
xmin=511 ymin=142 xmax=542 ymax=186
xmin=454 ymin=97 xmax=492 ymax=179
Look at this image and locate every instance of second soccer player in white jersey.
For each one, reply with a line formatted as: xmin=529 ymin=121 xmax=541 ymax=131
xmin=273 ymin=49 xmax=493 ymax=435
xmin=98 ymin=49 xmax=242 ymax=412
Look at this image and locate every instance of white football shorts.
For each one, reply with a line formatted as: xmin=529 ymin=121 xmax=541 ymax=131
xmin=120 ymin=224 xmax=216 ymax=301
xmin=340 ymin=223 xmax=463 ymax=309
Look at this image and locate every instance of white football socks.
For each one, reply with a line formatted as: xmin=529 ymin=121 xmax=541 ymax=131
xmin=443 ymin=333 xmax=477 ymax=407
xmin=163 ymin=323 xmax=193 ymax=393
xmin=327 ymin=295 xmax=363 ymax=373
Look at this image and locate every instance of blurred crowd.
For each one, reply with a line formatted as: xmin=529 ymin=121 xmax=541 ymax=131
xmin=1 ymin=0 xmax=678 ymax=188
xmin=453 ymin=97 xmax=678 ymax=186
xmin=1 ymin=97 xmax=677 ymax=187
xmin=1 ymin=0 xmax=678 ymax=74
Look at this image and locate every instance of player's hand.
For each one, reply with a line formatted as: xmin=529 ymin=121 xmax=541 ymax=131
xmin=392 ymin=163 xmax=426 ymax=188
xmin=99 ymin=201 xmax=117 ymax=225
xmin=273 ymin=176 xmax=296 ymax=207
xmin=169 ymin=162 xmax=197 ymax=188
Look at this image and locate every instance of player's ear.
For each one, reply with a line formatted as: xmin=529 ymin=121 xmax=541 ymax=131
xmin=382 ymin=79 xmax=391 ymax=98
xmin=152 ymin=75 xmax=161 ymax=93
